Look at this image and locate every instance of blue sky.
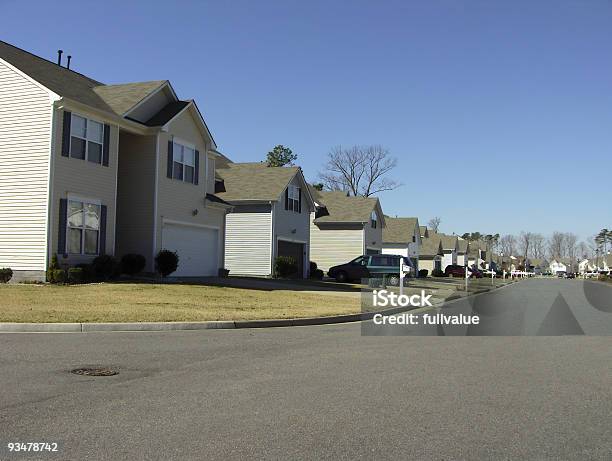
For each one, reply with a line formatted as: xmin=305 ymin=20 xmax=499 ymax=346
xmin=3 ymin=0 xmax=610 ymax=242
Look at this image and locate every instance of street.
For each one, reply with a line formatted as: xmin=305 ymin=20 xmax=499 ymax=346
xmin=1 ymin=280 xmax=612 ymax=460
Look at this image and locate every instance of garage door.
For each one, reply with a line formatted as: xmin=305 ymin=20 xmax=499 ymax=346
xmin=161 ymin=224 xmax=219 ymax=277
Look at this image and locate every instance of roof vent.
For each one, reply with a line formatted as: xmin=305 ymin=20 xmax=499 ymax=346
xmin=67 ymin=55 xmax=72 ymax=70
xmin=57 ymin=49 xmax=63 ymax=66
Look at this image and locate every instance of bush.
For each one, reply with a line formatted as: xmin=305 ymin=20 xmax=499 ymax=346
xmin=310 ymin=261 xmax=318 ymax=274
xmin=432 ymin=268 xmax=446 ymax=277
xmin=121 ymin=254 xmax=146 ymax=275
xmin=155 ymin=250 xmax=179 ymax=277
xmin=0 ymin=268 xmax=13 ymax=283
xmin=92 ymin=255 xmax=121 ymax=281
xmin=67 ymin=267 xmax=84 ymax=284
xmin=274 ymin=256 xmax=297 ymax=278
xmin=75 ymin=263 xmax=94 ymax=282
xmin=48 ymin=269 xmax=66 ymax=284
xmin=418 ymin=269 xmax=429 ymax=278
xmin=310 ymin=268 xmax=324 ymax=280
xmin=47 ymin=254 xmax=60 ymax=282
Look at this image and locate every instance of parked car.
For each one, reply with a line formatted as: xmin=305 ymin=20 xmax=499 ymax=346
xmin=328 ymin=254 xmax=413 ymax=284
xmin=445 ymin=265 xmax=467 ymax=278
xmin=470 ymin=268 xmax=484 ymax=278
xmin=565 ymin=272 xmax=576 ymax=279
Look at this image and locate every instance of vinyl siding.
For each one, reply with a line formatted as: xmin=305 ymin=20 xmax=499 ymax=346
xmin=156 ymin=108 xmax=225 ymax=271
xmin=310 ymin=214 xmax=364 ymax=272
xmin=0 ymin=60 xmax=52 ymax=271
xmin=115 ymin=132 xmax=156 ymax=271
xmin=225 ymin=211 xmax=272 ymax=276
xmin=50 ymin=108 xmax=119 ymax=266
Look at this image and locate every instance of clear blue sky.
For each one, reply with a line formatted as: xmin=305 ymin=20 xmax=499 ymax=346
xmin=3 ymin=0 xmax=610 ymax=242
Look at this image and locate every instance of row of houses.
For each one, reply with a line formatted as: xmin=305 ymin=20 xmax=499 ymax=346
xmin=2 ymin=41 xmax=603 ymax=282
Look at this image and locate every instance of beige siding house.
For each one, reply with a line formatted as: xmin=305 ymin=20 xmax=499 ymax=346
xmin=418 ymin=235 xmax=444 ymax=274
xmin=216 ymin=162 xmax=315 ymax=278
xmin=309 ymin=189 xmax=385 ymax=272
xmin=381 ymin=217 xmax=421 ymax=272
xmin=0 ymin=40 xmax=230 ymax=280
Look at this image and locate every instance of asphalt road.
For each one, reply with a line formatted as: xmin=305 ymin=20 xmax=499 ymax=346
xmin=1 ymin=279 xmax=611 ymax=460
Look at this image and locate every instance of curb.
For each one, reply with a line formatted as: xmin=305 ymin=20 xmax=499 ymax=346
xmin=0 ymin=282 xmax=517 ymax=333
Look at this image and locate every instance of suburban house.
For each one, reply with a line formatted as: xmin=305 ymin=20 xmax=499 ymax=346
xmin=418 ymin=234 xmax=444 ymax=274
xmin=0 ymin=40 xmax=230 ymax=280
xmin=381 ymin=217 xmax=421 ymax=271
xmin=456 ymin=239 xmax=470 ymax=267
xmin=579 ymin=254 xmax=610 ymax=274
xmin=419 ymin=226 xmax=430 ymax=239
xmin=214 ymin=161 xmax=315 ymax=278
xmin=467 ymin=240 xmax=489 ymax=269
xmin=309 ymin=189 xmax=385 ymax=272
xmin=549 ymin=258 xmax=571 ymax=275
xmin=429 ymin=232 xmax=458 ymax=271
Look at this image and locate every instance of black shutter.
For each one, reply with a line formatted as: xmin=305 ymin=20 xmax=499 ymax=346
xmin=298 ymin=188 xmax=302 ymax=213
xmin=61 ymin=111 xmax=71 ymax=157
xmin=102 ymin=124 xmax=110 ymax=166
xmin=58 ymin=199 xmax=68 ymax=254
xmin=194 ymin=150 xmax=199 ymax=185
xmin=167 ymin=141 xmax=173 ymax=178
xmin=285 ymin=188 xmax=289 ymax=210
xmin=99 ymin=205 xmax=107 ymax=255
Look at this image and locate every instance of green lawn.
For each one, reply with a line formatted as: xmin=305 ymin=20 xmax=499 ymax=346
xmin=0 ymin=283 xmax=360 ymax=323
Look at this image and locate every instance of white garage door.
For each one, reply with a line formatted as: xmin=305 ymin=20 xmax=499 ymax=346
xmin=161 ymin=224 xmax=219 ymax=277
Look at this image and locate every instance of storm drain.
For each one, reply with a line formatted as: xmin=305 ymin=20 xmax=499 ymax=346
xmin=71 ymin=367 xmax=119 ymax=377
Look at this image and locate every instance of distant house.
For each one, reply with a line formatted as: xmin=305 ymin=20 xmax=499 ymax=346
xmin=216 ymin=162 xmax=315 ymax=278
xmin=581 ymin=254 xmax=612 ymax=273
xmin=419 ymin=226 xmax=430 ymax=239
xmin=467 ymin=240 xmax=489 ymax=269
xmin=309 ymin=190 xmax=385 ymax=272
xmin=549 ymin=259 xmax=569 ymax=275
xmin=428 ymin=233 xmax=458 ymax=271
xmin=381 ymin=217 xmax=421 ymax=271
xmin=456 ymin=239 xmax=470 ymax=267
xmin=418 ymin=235 xmax=444 ymax=274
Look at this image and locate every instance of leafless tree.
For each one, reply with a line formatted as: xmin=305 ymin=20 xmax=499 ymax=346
xmin=531 ymin=233 xmax=546 ymax=259
xmin=500 ymin=234 xmax=516 ymax=256
xmin=577 ymin=241 xmax=589 ymax=260
xmin=548 ymin=232 xmax=566 ymax=259
xmin=518 ymin=231 xmax=534 ymax=265
xmin=428 ymin=217 xmax=441 ymax=233
xmin=565 ymin=233 xmax=578 ymax=269
xmin=318 ymin=145 xmax=401 ymax=197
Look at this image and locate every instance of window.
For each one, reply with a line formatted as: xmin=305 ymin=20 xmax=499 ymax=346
xmin=173 ymin=142 xmax=196 ymax=183
xmin=371 ymin=210 xmax=377 ymax=228
xmin=287 ymin=185 xmax=300 ymax=212
xmin=70 ymin=114 xmax=104 ymax=163
xmin=351 ymin=256 xmax=366 ymax=266
xmin=67 ymin=200 xmax=100 ymax=255
xmin=371 ymin=255 xmax=396 ymax=267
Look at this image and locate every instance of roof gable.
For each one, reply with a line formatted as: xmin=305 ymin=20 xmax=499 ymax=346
xmin=382 ymin=217 xmax=419 ymax=244
xmin=312 ymin=190 xmax=383 ymax=225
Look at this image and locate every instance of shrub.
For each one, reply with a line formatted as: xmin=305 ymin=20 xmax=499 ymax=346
xmin=47 ymin=254 xmax=60 ymax=282
xmin=309 ymin=261 xmax=318 ymax=274
xmin=432 ymin=268 xmax=446 ymax=277
xmin=48 ymin=269 xmax=66 ymax=284
xmin=155 ymin=250 xmax=179 ymax=277
xmin=418 ymin=269 xmax=429 ymax=278
xmin=0 ymin=268 xmax=13 ymax=283
xmin=121 ymin=254 xmax=146 ymax=275
xmin=92 ymin=255 xmax=121 ymax=281
xmin=274 ymin=256 xmax=297 ymax=278
xmin=310 ymin=268 xmax=324 ymax=280
xmin=75 ymin=263 xmax=94 ymax=282
xmin=67 ymin=267 xmax=84 ymax=284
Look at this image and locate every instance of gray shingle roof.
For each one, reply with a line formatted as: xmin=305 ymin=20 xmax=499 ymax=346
xmin=382 ymin=217 xmax=418 ymax=244
xmin=216 ymin=163 xmax=300 ymax=202
xmin=0 ymin=41 xmax=164 ymax=118
xmin=429 ymin=232 xmax=458 ymax=251
xmin=311 ymin=190 xmax=381 ymax=224
xmin=93 ymin=81 xmax=167 ymax=115
xmin=457 ymin=239 xmax=469 ymax=253
xmin=420 ymin=236 xmax=443 ymax=257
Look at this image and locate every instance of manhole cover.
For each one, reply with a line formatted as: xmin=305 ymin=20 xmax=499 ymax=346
xmin=71 ymin=367 xmax=118 ymax=377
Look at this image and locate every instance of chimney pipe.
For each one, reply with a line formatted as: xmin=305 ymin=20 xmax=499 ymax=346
xmin=67 ymin=55 xmax=72 ymax=70
xmin=57 ymin=49 xmax=63 ymax=66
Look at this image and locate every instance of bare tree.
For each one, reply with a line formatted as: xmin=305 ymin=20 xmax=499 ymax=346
xmin=428 ymin=217 xmax=441 ymax=233
xmin=500 ymin=234 xmax=516 ymax=256
xmin=318 ymin=145 xmax=401 ymax=197
xmin=531 ymin=233 xmax=546 ymax=259
xmin=518 ymin=231 xmax=534 ymax=266
xmin=548 ymin=232 xmax=566 ymax=259
xmin=577 ymin=241 xmax=589 ymax=260
xmin=565 ymin=233 xmax=578 ymax=270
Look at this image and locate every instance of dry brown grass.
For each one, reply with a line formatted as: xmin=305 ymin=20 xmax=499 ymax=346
xmin=0 ymin=283 xmax=360 ymax=323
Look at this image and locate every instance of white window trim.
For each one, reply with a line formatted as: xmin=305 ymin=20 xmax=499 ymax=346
xmin=371 ymin=211 xmax=377 ymax=228
xmin=66 ymin=196 xmax=102 ymax=256
xmin=172 ymin=139 xmax=197 ymax=184
xmin=70 ymin=112 xmax=104 ymax=164
xmin=287 ymin=185 xmax=300 ymax=213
